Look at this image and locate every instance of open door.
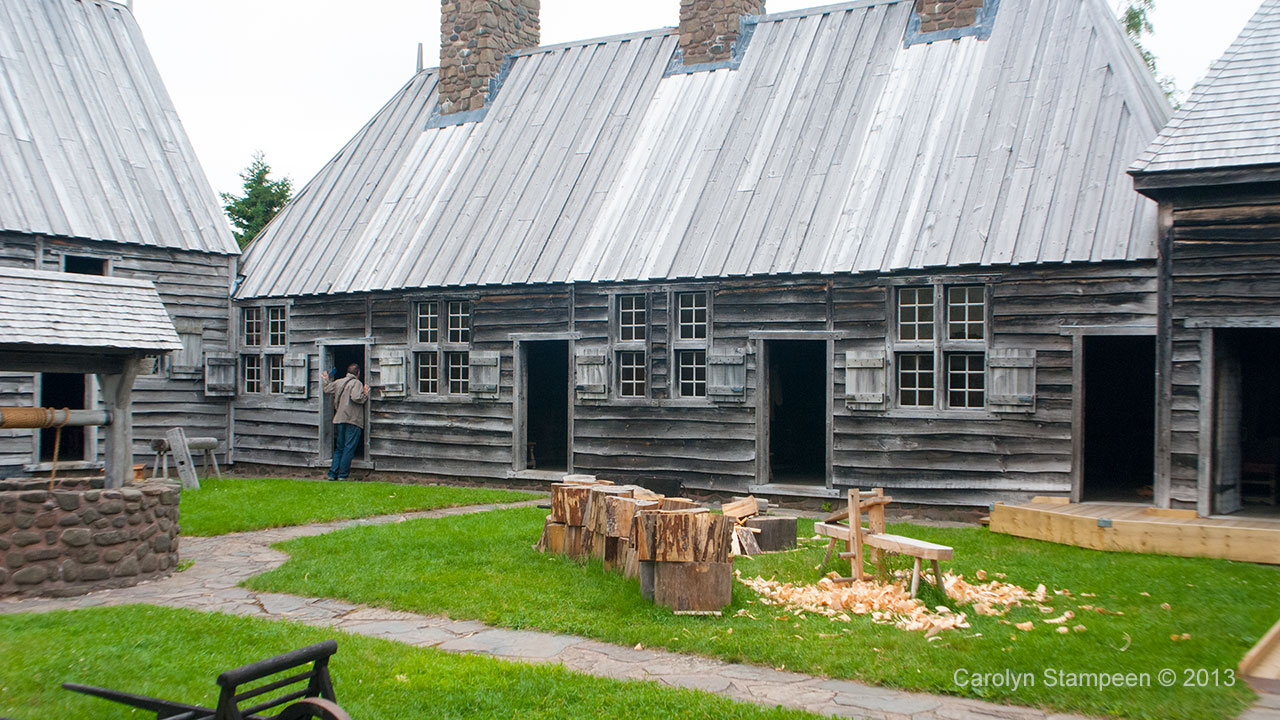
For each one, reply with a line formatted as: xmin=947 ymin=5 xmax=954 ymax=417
xmin=764 ymin=340 xmax=826 ymax=484
xmin=1213 ymin=330 xmax=1280 ymax=515
xmin=520 ymin=340 xmax=569 ymax=471
xmin=1081 ymin=336 xmax=1155 ymax=502
xmin=320 ymin=344 xmax=368 ymax=462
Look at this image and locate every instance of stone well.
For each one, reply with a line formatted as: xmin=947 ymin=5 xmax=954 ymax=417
xmin=0 ymin=478 xmax=180 ymax=598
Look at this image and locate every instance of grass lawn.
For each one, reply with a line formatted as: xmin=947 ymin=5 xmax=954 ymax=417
xmin=178 ymin=478 xmax=538 ymax=536
xmin=0 ymin=606 xmax=822 ymax=720
xmin=246 ymin=506 xmax=1280 ymax=720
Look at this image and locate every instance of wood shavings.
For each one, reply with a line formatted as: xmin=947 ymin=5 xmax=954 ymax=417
xmin=1056 ymin=626 xmax=1069 ymax=634
xmin=1015 ymin=621 xmax=1035 ymax=631
xmin=1042 ymin=611 xmax=1075 ymax=625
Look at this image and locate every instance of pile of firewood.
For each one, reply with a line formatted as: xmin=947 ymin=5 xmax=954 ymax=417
xmin=536 ymin=476 xmax=734 ymax=613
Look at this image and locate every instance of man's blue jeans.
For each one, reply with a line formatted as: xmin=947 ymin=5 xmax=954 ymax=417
xmin=329 ymin=423 xmax=362 ymax=480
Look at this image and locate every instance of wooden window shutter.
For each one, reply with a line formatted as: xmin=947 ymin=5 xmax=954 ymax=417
xmin=708 ymin=350 xmax=747 ymax=402
xmin=575 ymin=348 xmax=608 ymax=402
xmin=989 ymin=348 xmax=1036 ymax=413
xmin=203 ymin=352 xmax=236 ymax=397
xmin=375 ymin=347 xmax=408 ymax=399
xmin=171 ymin=319 xmax=205 ymax=379
xmin=283 ymin=353 xmax=309 ymax=398
xmin=470 ymin=351 xmax=500 ymax=399
xmin=844 ymin=349 xmax=886 ymax=410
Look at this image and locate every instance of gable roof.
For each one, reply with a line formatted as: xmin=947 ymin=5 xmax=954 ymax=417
xmin=238 ymin=0 xmax=1169 ymax=299
xmin=0 ymin=0 xmax=238 ymax=255
xmin=1132 ymin=0 xmax=1280 ymax=178
xmin=0 ymin=267 xmax=181 ymax=352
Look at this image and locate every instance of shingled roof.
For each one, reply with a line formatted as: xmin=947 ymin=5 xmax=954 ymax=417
xmin=0 ymin=0 xmax=237 ymax=255
xmin=0 ymin=268 xmax=181 ymax=352
xmin=1132 ymin=0 xmax=1280 ymax=178
xmin=238 ymin=0 xmax=1169 ymax=299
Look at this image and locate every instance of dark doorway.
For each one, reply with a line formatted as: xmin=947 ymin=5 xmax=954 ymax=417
xmin=1082 ymin=336 xmax=1155 ymax=502
xmin=524 ymin=341 xmax=569 ymax=471
xmin=323 ymin=345 xmax=367 ymax=460
xmin=767 ymin=340 xmax=826 ymax=484
xmin=1216 ymin=329 xmax=1280 ymax=515
xmin=40 ymin=373 xmax=87 ymax=462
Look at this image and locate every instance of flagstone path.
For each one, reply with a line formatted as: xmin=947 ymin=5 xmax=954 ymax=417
xmin=2 ymin=500 xmax=1275 ymax=720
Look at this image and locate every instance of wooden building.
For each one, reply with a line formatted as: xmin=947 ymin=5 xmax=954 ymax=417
xmin=231 ymin=0 xmax=1172 ymax=506
xmin=0 ymin=0 xmax=238 ymax=478
xmin=1132 ymin=0 xmax=1280 ymax=516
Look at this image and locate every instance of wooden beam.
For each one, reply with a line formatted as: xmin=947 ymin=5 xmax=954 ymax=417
xmin=97 ymin=360 xmax=141 ymax=489
xmin=0 ymin=349 xmax=126 ymax=375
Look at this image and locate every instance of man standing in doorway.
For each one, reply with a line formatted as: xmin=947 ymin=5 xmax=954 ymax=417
xmin=321 ymin=364 xmax=369 ymax=481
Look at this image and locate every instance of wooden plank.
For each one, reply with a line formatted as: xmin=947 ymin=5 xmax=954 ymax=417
xmin=1240 ymin=617 xmax=1280 ymax=681
xmin=857 ymin=532 xmax=953 ymax=561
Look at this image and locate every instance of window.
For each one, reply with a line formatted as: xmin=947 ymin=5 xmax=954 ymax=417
xmin=618 ymin=350 xmax=646 ymax=398
xmin=63 ymin=255 xmax=106 ymax=275
xmin=677 ymin=292 xmax=707 ymax=340
xmin=267 ymin=307 xmax=287 ymax=346
xmin=618 ymin=295 xmax=646 ymax=341
xmin=416 ymin=351 xmax=439 ymax=394
xmin=243 ymin=308 xmax=262 ymax=347
xmin=416 ymin=302 xmax=439 ymax=344
xmin=448 ymin=301 xmax=471 ymax=344
xmin=242 ymin=355 xmax=262 ymax=394
xmin=678 ymin=350 xmax=707 ymax=398
xmin=893 ymin=284 xmax=987 ymax=410
xmin=446 ymin=351 xmax=469 ymax=394
xmin=267 ymin=355 xmax=285 ymax=394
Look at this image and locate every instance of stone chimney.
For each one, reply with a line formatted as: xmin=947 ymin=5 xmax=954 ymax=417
xmin=678 ymin=0 xmax=764 ymax=67
xmin=439 ymin=0 xmax=540 ymax=115
xmin=915 ymin=0 xmax=984 ymax=34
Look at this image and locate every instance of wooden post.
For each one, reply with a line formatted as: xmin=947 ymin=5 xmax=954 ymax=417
xmin=165 ymin=426 xmax=199 ymax=490
xmin=848 ymin=489 xmax=863 ymax=581
xmin=868 ymin=488 xmax=886 ymax=577
xmin=97 ymin=359 xmax=141 ymax=489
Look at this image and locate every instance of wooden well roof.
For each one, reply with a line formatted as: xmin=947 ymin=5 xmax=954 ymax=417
xmin=0 ymin=0 xmax=237 ymax=255
xmin=238 ymin=0 xmax=1169 ymax=299
xmin=1132 ymin=0 xmax=1280 ymax=177
xmin=0 ymin=267 xmax=181 ymax=352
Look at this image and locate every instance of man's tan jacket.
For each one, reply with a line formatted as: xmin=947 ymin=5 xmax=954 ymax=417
xmin=323 ymin=373 xmax=368 ymax=426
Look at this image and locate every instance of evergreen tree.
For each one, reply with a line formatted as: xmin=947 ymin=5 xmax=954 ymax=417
xmin=221 ymin=152 xmax=293 ymax=249
xmin=1119 ymin=0 xmax=1179 ymax=103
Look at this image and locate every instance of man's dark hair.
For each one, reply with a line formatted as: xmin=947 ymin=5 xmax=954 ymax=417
xmin=347 ymin=363 xmax=360 ymax=376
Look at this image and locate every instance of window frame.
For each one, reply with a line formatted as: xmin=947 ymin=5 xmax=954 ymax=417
xmin=409 ymin=297 xmax=474 ymax=398
xmin=239 ymin=304 xmax=289 ymax=395
xmin=611 ymin=292 xmax=651 ymax=400
xmin=889 ymin=281 xmax=991 ymax=413
xmin=242 ymin=354 xmax=263 ymax=394
xmin=670 ymin=289 xmax=712 ymax=401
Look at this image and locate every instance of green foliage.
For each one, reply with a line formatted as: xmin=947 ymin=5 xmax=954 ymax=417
xmin=0 ymin=606 xmax=821 ymax=720
xmin=179 ymin=478 xmax=536 ymax=536
xmin=249 ymin=507 xmax=1278 ymax=719
xmin=220 ymin=152 xmax=293 ymax=249
xmin=1118 ymin=0 xmax=1180 ymax=103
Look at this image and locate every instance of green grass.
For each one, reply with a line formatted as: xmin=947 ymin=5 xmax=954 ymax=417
xmin=246 ymin=506 xmax=1280 ymax=720
xmin=0 ymin=606 xmax=823 ymax=720
xmin=179 ymin=478 xmax=538 ymax=536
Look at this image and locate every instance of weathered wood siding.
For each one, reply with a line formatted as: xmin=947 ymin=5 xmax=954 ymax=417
xmin=0 ymin=233 xmax=233 ymax=474
xmin=1164 ymin=186 xmax=1280 ymax=506
xmin=234 ymin=264 xmax=1157 ymax=505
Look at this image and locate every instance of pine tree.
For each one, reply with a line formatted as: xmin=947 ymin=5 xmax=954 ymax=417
xmin=221 ymin=152 xmax=293 ymax=249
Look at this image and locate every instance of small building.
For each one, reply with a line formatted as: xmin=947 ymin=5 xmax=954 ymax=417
xmin=1132 ymin=0 xmax=1280 ymax=516
xmin=231 ymin=0 xmax=1173 ymax=507
xmin=0 ymin=0 xmax=238 ymax=478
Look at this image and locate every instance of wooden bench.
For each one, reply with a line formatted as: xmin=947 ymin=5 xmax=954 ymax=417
xmin=818 ymin=488 xmax=954 ymax=597
xmin=63 ymin=640 xmax=351 ymax=720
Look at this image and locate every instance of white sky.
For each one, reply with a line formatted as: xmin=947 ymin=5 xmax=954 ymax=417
xmin=132 ymin=0 xmax=1263 ymax=198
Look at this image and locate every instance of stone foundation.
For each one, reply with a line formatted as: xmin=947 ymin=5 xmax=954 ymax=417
xmin=0 ymin=478 xmax=180 ymax=598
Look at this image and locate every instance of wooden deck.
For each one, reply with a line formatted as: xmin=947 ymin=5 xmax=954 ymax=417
xmin=989 ymin=500 xmax=1280 ymax=565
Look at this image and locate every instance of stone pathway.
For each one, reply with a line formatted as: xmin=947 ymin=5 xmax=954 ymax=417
xmin=2 ymin=500 xmax=1272 ymax=720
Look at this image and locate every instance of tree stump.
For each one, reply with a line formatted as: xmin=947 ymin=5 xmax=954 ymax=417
xmin=536 ymin=519 xmax=566 ymax=554
xmin=550 ymin=484 xmax=592 ymax=526
xmin=745 ymin=516 xmax=798 ymax=551
xmin=638 ymin=561 xmax=656 ymax=600
xmin=653 ymin=561 xmax=732 ymax=612
xmin=653 ymin=510 xmax=729 ymax=563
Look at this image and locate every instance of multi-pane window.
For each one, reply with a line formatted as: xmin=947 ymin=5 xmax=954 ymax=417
xmin=948 ymin=353 xmax=985 ymax=409
xmin=618 ymin=351 xmax=646 ymax=398
xmin=267 ymin=355 xmax=285 ymax=394
xmin=243 ymin=308 xmax=262 ymax=347
xmin=619 ymin=295 xmax=646 ymax=341
xmin=416 ymin=351 xmax=439 ymax=394
xmin=677 ymin=292 xmax=708 ymax=340
xmin=242 ymin=355 xmax=262 ymax=394
xmin=898 ymin=353 xmax=934 ymax=407
xmin=893 ymin=284 xmax=987 ymax=410
xmin=446 ymin=351 xmax=469 ymax=394
xmin=267 ymin=307 xmax=287 ymax=346
xmin=678 ymin=350 xmax=707 ymax=398
xmin=448 ymin=301 xmax=471 ymax=344
xmin=416 ymin=302 xmax=439 ymax=344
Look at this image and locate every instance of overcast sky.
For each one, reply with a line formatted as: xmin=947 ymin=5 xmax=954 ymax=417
xmin=132 ymin=0 xmax=1263 ymax=198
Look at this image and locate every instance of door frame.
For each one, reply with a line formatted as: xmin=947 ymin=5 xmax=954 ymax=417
xmin=317 ymin=341 xmax=371 ymax=468
xmin=30 ymin=372 xmax=98 ymax=467
xmin=751 ymin=331 xmax=836 ymax=488
xmin=511 ymin=333 xmax=578 ymax=473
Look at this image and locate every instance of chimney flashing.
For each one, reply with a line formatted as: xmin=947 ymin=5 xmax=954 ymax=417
xmin=905 ymin=0 xmax=999 ymax=47
xmin=667 ymin=13 xmax=760 ymax=76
